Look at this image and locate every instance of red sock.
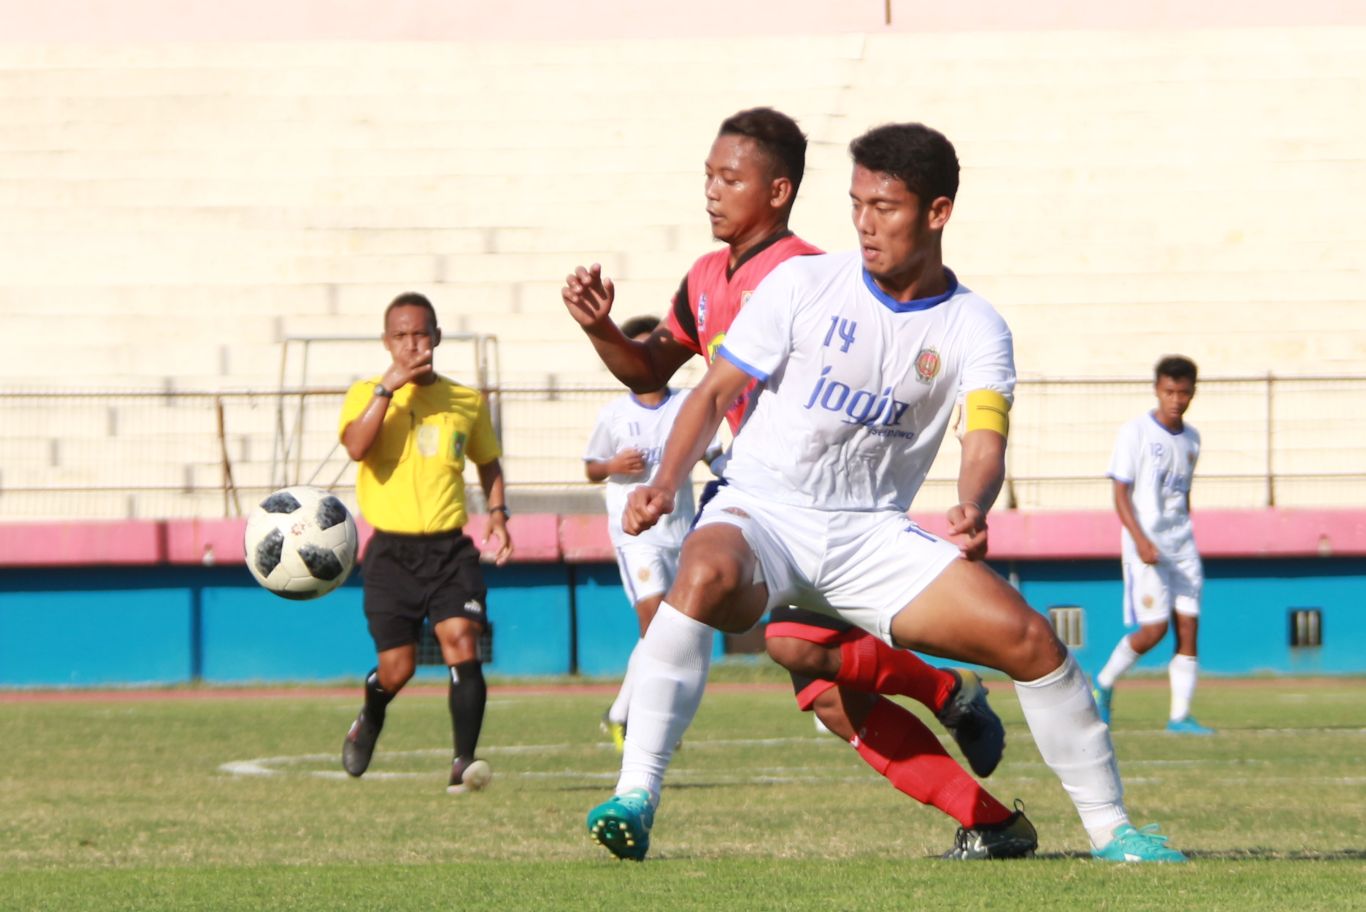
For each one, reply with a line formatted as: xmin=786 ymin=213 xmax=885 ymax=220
xmin=835 ymin=632 xmax=957 ymax=712
xmin=853 ymin=697 xmax=1011 ymax=829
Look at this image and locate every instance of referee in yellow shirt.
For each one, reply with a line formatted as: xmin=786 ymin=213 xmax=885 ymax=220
xmin=338 ymin=291 xmax=513 ymax=793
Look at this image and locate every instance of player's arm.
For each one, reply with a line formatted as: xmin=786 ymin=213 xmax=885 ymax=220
xmin=948 ymin=389 xmax=1011 ymax=561
xmin=584 ymin=449 xmax=647 ymax=483
xmin=341 ymin=349 xmax=432 ymax=461
xmin=623 ymin=358 xmax=749 ymax=535
xmin=561 ymin=264 xmax=695 ymax=392
xmin=1114 ymin=479 xmax=1159 ymax=564
xmin=476 ymin=457 xmax=513 ymax=566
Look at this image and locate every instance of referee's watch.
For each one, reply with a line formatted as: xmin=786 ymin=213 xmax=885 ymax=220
xmin=489 ymin=505 xmax=511 ymax=519
xmin=373 ymin=382 xmax=394 ymax=399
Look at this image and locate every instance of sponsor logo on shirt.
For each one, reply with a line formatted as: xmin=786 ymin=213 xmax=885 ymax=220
xmin=803 ymin=365 xmax=911 ymax=428
xmin=698 ymin=292 xmax=709 ymax=333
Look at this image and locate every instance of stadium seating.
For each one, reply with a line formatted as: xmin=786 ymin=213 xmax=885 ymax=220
xmin=0 ymin=23 xmax=1362 ymax=518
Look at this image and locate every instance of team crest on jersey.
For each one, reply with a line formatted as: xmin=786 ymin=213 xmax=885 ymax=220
xmin=914 ymin=347 xmax=942 ymax=384
xmin=697 ymin=292 xmax=709 ymax=333
xmin=741 ymin=290 xmax=753 ymax=307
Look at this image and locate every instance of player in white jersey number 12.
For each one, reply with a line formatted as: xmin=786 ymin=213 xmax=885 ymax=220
xmin=587 ymin=122 xmax=1187 ymax=863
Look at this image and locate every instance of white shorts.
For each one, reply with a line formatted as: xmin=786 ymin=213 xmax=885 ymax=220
xmin=1122 ymin=551 xmax=1203 ymax=627
xmin=614 ymin=540 xmax=680 ymax=606
xmin=693 ymin=485 xmax=960 ymax=645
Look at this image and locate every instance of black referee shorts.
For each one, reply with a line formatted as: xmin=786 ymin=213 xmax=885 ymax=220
xmin=361 ymin=528 xmax=489 ymax=653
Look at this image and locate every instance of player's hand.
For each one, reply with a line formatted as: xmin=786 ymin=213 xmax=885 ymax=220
xmin=612 ymin=448 xmax=648 ymax=478
xmin=946 ymin=501 xmax=989 ymax=561
xmin=1137 ymin=537 xmax=1160 ymax=565
xmin=482 ymin=515 xmax=513 ymax=566
xmin=382 ymin=346 xmax=433 ymax=391
xmin=561 ymin=264 xmax=616 ymax=331
xmin=623 ymin=485 xmax=675 ymax=536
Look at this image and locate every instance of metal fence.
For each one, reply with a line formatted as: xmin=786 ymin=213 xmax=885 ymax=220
xmin=1 ymin=376 xmax=1363 ymax=521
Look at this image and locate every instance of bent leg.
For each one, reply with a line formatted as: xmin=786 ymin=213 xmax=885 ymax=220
xmin=891 ymin=560 xmax=1129 ymax=848
xmin=616 ymin=524 xmax=768 ymax=802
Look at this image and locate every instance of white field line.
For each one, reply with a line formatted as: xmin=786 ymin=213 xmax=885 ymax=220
xmin=218 ymin=728 xmax=1364 ymax=782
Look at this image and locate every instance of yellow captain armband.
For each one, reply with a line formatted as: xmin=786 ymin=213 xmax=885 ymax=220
xmin=964 ymin=389 xmax=1011 ymax=437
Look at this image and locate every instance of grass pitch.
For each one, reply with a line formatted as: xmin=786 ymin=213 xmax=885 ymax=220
xmin=1 ymin=672 xmax=1362 ymax=911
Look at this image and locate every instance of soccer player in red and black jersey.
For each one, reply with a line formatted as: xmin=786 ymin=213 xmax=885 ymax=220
xmin=563 ymin=108 xmax=1029 ymax=860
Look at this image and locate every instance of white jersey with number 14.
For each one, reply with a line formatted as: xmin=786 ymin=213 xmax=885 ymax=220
xmin=717 ymin=251 xmax=1015 ymax=513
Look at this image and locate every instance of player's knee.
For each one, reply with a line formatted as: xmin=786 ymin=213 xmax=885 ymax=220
xmin=809 ymin=689 xmax=858 ymax=741
xmin=767 ymin=636 xmax=839 ymax=679
xmin=1130 ymin=621 xmax=1169 ymax=653
xmin=673 ymin=552 xmax=746 ymax=611
xmin=377 ymin=656 xmax=415 ymax=692
xmin=1010 ymin=610 xmax=1069 ymax=678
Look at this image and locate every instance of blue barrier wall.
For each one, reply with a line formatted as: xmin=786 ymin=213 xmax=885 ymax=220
xmin=0 ymin=558 xmax=1361 ymax=686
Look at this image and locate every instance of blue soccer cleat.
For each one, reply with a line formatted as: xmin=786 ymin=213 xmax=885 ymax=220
xmin=1166 ymin=716 xmax=1214 ymax=735
xmin=587 ymin=788 xmax=655 ymax=861
xmin=1092 ymin=683 xmax=1113 ymax=726
xmin=1092 ymin=823 xmax=1188 ymax=863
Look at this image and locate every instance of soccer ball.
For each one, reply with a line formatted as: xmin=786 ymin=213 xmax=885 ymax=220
xmin=244 ymin=485 xmax=358 ymax=600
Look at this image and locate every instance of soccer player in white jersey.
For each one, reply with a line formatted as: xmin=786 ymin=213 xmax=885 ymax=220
xmin=584 ymin=315 xmax=720 ymax=751
xmin=585 ymin=122 xmax=1186 ymax=863
xmin=1093 ymin=356 xmax=1211 ymax=735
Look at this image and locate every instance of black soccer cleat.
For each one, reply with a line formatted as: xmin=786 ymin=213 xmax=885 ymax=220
xmin=942 ymin=802 xmax=1038 ymax=860
xmin=342 ymin=709 xmax=383 ymax=778
xmin=936 ymin=668 xmax=1006 ymax=778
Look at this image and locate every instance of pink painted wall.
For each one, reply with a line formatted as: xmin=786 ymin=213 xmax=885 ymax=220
xmin=2 ymin=0 xmax=1363 ymax=42
xmin=4 ymin=509 xmax=1366 ymax=567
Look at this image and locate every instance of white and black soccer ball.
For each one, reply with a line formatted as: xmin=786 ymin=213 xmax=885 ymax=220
xmin=244 ymin=485 xmax=358 ymax=600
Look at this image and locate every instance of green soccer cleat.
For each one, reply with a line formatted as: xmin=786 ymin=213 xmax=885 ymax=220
xmin=942 ymin=802 xmax=1038 ymax=860
xmin=1093 ymin=683 xmax=1113 ymax=726
xmin=587 ymin=788 xmax=655 ymax=861
xmin=936 ymin=668 xmax=1006 ymax=778
xmin=1166 ymin=716 xmax=1214 ymax=735
xmin=1091 ymin=823 xmax=1187 ymax=863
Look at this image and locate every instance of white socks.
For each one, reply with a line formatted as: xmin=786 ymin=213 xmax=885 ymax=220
xmin=1096 ymin=636 xmax=1140 ymax=690
xmin=615 ymin=602 xmax=714 ymax=803
xmin=1014 ymin=654 xmax=1129 ymax=849
xmin=607 ymin=640 xmax=641 ymax=725
xmin=1169 ymin=653 xmax=1199 ymax=721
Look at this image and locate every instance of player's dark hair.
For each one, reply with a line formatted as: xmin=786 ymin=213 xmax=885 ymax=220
xmin=718 ymin=107 xmax=807 ymax=200
xmin=620 ymin=315 xmax=660 ymax=339
xmin=849 ymin=123 xmax=960 ymax=203
xmin=384 ymin=291 xmax=439 ymax=330
xmin=1155 ymin=355 xmax=1198 ymax=385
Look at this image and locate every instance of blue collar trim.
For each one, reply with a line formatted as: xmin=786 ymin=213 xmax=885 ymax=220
xmin=630 ymin=388 xmax=673 ymax=410
xmin=861 ymin=267 xmax=959 ymax=313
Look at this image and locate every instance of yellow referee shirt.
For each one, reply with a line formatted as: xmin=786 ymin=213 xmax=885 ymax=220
xmin=338 ymin=375 xmax=501 ymax=534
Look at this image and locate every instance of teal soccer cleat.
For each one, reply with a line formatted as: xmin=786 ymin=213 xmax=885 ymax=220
xmin=1092 ymin=823 xmax=1187 ymax=863
xmin=1092 ymin=683 xmax=1113 ymax=726
xmin=1166 ymin=716 xmax=1214 ymax=735
xmin=587 ymin=788 xmax=655 ymax=861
